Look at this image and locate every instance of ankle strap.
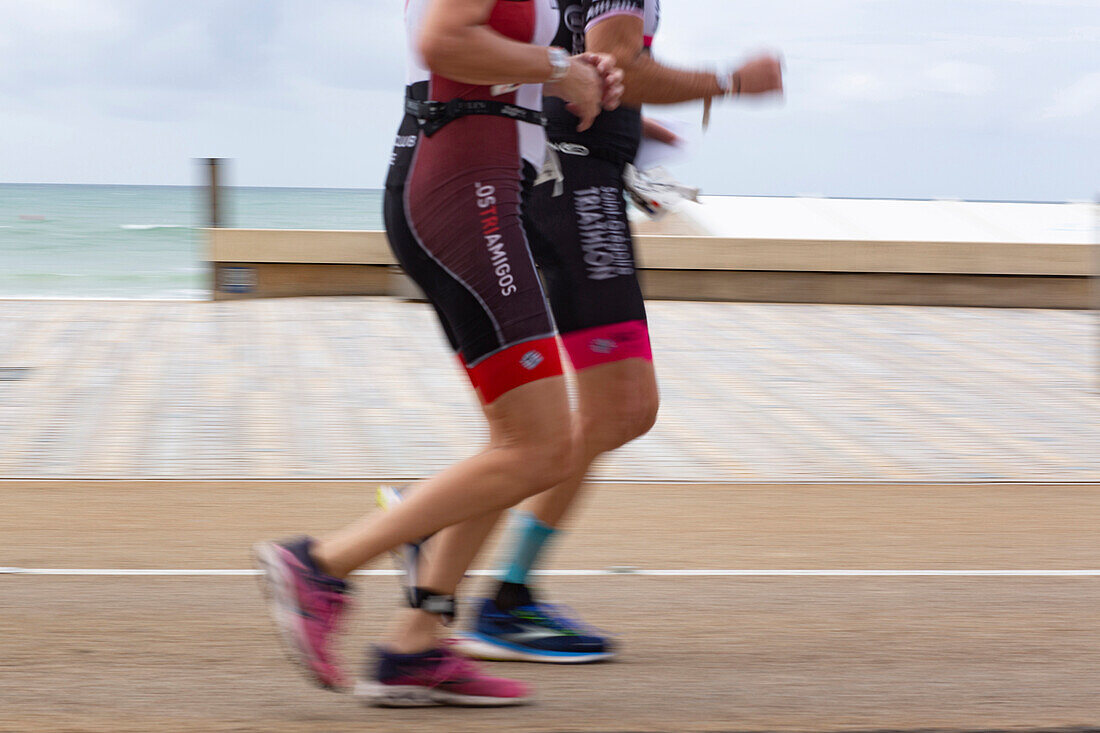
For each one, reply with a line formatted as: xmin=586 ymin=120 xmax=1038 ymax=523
xmin=409 ymin=587 xmax=457 ymax=626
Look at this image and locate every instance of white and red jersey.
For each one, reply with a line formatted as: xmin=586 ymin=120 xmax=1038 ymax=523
xmin=402 ymin=0 xmax=559 ymax=167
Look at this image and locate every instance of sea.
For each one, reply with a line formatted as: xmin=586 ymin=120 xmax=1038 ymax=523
xmin=0 ymin=184 xmax=385 ymax=299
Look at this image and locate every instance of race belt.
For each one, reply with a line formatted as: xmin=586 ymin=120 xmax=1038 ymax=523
xmin=405 ymin=97 xmax=547 ymax=137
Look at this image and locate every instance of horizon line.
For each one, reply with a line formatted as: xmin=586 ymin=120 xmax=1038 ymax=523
xmin=0 ymin=182 xmax=1086 ymax=206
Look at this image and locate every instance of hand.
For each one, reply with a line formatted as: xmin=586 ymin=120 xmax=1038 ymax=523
xmin=733 ymin=54 xmax=783 ymax=96
xmin=576 ymin=52 xmax=624 ymax=111
xmin=551 ymin=57 xmax=605 ymax=132
xmin=641 ymin=117 xmax=679 ymax=145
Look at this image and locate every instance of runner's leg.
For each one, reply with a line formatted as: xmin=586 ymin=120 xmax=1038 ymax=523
xmin=257 ymin=109 xmax=579 ymax=694
xmin=442 ymin=152 xmax=659 ymax=661
xmin=497 ymin=149 xmax=659 ymax=560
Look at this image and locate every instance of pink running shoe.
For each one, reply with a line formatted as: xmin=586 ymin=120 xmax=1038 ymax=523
xmin=253 ymin=537 xmax=351 ymax=690
xmin=354 ymin=642 xmax=533 ymax=707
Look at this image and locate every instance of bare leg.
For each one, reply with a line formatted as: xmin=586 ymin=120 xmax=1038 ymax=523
xmin=311 ymin=375 xmax=578 ymax=580
xmin=526 ymin=358 xmax=658 ymax=527
xmin=379 ymin=395 xmax=544 ymax=652
xmin=411 ymin=358 xmax=657 ymax=619
xmin=383 ymin=510 xmax=503 ymax=652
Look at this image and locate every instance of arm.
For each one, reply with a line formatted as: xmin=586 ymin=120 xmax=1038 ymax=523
xmin=418 ymin=0 xmax=619 ymax=130
xmin=585 ymin=15 xmax=782 ymax=107
xmin=418 ymin=0 xmax=561 ymax=85
xmin=642 ymin=116 xmax=679 ymax=144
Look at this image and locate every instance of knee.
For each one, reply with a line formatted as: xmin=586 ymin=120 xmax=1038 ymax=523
xmin=583 ymin=390 xmax=659 ymax=456
xmin=527 ymin=431 xmax=579 ymax=486
xmin=499 ymin=430 xmax=579 ymax=502
xmin=634 ymin=394 xmax=660 ymax=440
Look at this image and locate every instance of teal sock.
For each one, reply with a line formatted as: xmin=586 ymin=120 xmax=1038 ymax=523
xmin=499 ymin=511 xmax=557 ymax=586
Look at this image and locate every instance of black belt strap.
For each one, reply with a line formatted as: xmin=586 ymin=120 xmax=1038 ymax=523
xmin=405 ymin=97 xmax=547 ymax=137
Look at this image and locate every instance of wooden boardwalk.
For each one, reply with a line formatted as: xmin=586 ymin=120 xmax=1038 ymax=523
xmin=0 ymin=297 xmax=1096 ymax=482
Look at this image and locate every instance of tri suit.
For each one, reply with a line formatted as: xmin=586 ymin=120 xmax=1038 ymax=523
xmin=385 ymin=0 xmax=562 ymax=404
xmin=523 ymin=0 xmax=659 ymax=369
xmin=384 ymin=0 xmax=659 ymax=404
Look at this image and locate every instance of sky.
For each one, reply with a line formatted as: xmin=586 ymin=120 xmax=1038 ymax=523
xmin=0 ymin=0 xmax=1097 ymax=201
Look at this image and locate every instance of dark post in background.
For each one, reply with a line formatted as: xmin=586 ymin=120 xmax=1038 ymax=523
xmin=204 ymin=157 xmax=224 ymax=228
xmin=201 ymin=157 xmax=227 ymax=297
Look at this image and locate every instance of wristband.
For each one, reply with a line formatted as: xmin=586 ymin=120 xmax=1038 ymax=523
xmin=704 ymin=69 xmax=738 ymax=131
xmin=714 ymin=71 xmax=734 ymax=96
xmin=714 ymin=70 xmax=740 ymax=97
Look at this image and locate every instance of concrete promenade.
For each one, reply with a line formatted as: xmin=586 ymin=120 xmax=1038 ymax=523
xmin=4 ymin=481 xmax=1100 ymax=732
xmin=0 ymin=297 xmax=1096 ymax=482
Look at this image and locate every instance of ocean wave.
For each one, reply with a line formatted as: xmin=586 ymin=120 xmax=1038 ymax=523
xmin=120 ymin=224 xmax=191 ymax=231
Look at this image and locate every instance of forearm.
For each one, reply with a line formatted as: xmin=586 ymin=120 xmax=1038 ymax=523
xmin=420 ymin=25 xmax=557 ymax=86
xmin=584 ymin=18 xmax=724 ymax=107
xmin=619 ymin=54 xmax=726 ymax=107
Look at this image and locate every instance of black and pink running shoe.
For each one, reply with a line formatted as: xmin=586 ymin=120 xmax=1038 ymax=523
xmin=354 ymin=642 xmax=532 ymax=707
xmin=253 ymin=537 xmax=351 ymax=690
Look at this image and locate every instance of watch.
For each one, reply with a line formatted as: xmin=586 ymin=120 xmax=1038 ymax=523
xmin=547 ymin=47 xmax=570 ymax=83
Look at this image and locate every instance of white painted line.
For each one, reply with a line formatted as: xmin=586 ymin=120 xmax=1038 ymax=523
xmin=3 ymin=568 xmax=1100 ymax=577
xmin=620 ymin=569 xmax=1100 ymax=577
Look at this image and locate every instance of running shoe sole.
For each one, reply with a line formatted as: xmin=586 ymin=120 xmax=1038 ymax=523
xmin=354 ymin=680 xmax=532 ymax=707
xmin=451 ymin=632 xmax=615 ymax=664
xmin=252 ymin=541 xmax=343 ymax=691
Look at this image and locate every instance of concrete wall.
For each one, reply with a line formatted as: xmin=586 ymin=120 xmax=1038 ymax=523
xmin=207 ymin=228 xmax=1096 ymax=308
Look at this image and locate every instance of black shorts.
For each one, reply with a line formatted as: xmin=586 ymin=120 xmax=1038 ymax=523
xmin=524 ymin=146 xmax=652 ymax=371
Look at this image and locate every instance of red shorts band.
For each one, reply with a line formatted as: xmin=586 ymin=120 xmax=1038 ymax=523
xmin=560 ymin=320 xmax=652 ymax=372
xmin=465 ymin=336 xmax=564 ymax=404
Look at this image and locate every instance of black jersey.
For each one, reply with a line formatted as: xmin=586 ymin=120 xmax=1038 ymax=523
xmin=546 ymin=0 xmax=660 ymax=163
xmin=551 ymin=0 xmax=659 ymax=54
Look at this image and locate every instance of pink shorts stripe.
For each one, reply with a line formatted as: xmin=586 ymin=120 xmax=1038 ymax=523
xmin=561 ymin=320 xmax=652 ymax=372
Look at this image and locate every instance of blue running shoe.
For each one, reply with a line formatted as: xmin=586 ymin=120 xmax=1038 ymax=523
xmin=453 ymin=598 xmax=615 ymax=664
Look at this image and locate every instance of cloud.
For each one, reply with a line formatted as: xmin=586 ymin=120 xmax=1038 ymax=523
xmin=1042 ymin=70 xmax=1100 ymax=119
xmin=271 ymin=1 xmax=406 ymax=91
xmin=0 ymin=3 xmax=278 ymax=96
xmin=0 ymin=0 xmax=1096 ymax=199
xmin=921 ymin=62 xmax=996 ymax=96
xmin=826 ymin=71 xmax=898 ymax=102
xmin=819 ymin=61 xmax=997 ymax=107
xmin=0 ymin=0 xmax=405 ymax=115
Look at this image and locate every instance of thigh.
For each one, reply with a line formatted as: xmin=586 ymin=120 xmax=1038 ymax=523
xmin=525 ymin=151 xmax=651 ymax=371
xmin=397 ymin=122 xmax=562 ymax=404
